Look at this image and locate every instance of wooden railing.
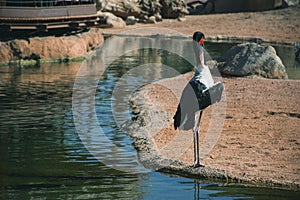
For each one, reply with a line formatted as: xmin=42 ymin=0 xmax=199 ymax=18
xmin=1 ymin=0 xmax=94 ymax=7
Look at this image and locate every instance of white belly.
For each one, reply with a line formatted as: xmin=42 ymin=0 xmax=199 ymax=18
xmin=193 ymin=65 xmax=214 ymax=88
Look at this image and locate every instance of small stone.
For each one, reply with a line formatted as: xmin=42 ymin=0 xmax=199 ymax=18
xmin=125 ymin=16 xmax=137 ymax=25
xmin=147 ymin=16 xmax=157 ymax=24
xmin=177 ymin=16 xmax=186 ymax=22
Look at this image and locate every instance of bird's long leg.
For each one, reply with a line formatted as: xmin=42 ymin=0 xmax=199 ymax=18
xmin=193 ymin=126 xmax=197 ymax=167
xmin=193 ymin=111 xmax=203 ymax=168
xmin=193 ymin=112 xmax=199 ymax=166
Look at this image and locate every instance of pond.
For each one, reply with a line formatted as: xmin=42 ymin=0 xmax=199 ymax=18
xmin=0 ymin=36 xmax=299 ymax=199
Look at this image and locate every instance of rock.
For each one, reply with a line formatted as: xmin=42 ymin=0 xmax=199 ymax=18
xmin=187 ymin=0 xmax=214 ymax=15
xmin=160 ymin=0 xmax=189 ymax=19
xmin=147 ymin=16 xmax=157 ymax=24
xmin=0 ymin=43 xmax=13 ymax=62
xmin=217 ymin=43 xmax=288 ymax=79
xmin=154 ymin=13 xmax=163 ymax=22
xmin=101 ymin=12 xmax=126 ymax=28
xmin=125 ymin=16 xmax=137 ymax=25
xmin=0 ymin=28 xmax=104 ymax=64
xmin=96 ymin=0 xmax=188 ymax=20
xmin=177 ymin=16 xmax=186 ymax=21
xmin=141 ymin=0 xmax=162 ymax=19
xmin=283 ymin=0 xmax=300 ymax=6
xmin=96 ymin=0 xmax=148 ymax=19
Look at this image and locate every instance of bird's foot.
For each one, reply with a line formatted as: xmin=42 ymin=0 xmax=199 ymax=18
xmin=192 ymin=162 xmax=205 ymax=168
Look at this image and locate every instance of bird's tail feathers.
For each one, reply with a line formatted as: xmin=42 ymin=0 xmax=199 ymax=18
xmin=208 ymin=82 xmax=224 ymax=104
xmin=173 ymin=104 xmax=181 ymax=130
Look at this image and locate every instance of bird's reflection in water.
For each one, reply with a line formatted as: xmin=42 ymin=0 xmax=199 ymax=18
xmin=193 ymin=180 xmax=201 ymax=200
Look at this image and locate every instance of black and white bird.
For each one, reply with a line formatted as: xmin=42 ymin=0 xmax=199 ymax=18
xmin=173 ymin=32 xmax=224 ymax=168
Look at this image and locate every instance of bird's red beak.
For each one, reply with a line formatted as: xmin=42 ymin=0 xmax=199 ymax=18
xmin=198 ymin=38 xmax=204 ymax=46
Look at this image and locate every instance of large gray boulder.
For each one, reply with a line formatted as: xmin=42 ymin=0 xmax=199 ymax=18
xmin=217 ymin=43 xmax=288 ymax=79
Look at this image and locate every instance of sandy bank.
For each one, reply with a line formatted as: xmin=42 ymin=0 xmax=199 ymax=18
xmin=126 ymin=72 xmax=300 ymax=190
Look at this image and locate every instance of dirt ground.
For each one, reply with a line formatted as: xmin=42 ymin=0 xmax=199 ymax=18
xmin=102 ymin=5 xmax=300 ymax=189
xmin=102 ymin=4 xmax=300 ymax=43
xmin=146 ymin=74 xmax=300 ymax=189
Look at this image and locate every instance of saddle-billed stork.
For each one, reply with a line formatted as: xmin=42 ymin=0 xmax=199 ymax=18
xmin=173 ymin=31 xmax=224 ymax=168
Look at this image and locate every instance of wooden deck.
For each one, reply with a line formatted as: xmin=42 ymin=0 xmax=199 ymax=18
xmin=0 ymin=4 xmax=107 ymax=31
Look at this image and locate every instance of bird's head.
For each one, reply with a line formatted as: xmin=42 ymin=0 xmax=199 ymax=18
xmin=193 ymin=32 xmax=205 ymax=46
